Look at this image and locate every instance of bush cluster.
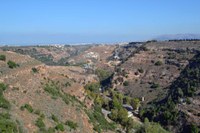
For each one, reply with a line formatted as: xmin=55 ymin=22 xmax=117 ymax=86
xmin=20 ymin=104 xmax=34 ymax=113
xmin=7 ymin=60 xmax=19 ymax=69
xmin=0 ymin=55 xmax=6 ymax=61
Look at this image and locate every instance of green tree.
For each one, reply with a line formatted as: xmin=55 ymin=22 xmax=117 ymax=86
xmin=189 ymin=124 xmax=199 ymax=133
xmin=118 ymin=108 xmax=128 ymax=127
xmin=94 ymin=95 xmax=103 ymax=106
xmin=110 ymin=109 xmax=118 ymax=121
xmin=125 ymin=118 xmax=134 ymax=133
xmin=124 ymin=96 xmax=131 ymax=104
xmin=95 ymin=68 xmax=111 ymax=81
xmin=131 ymin=98 xmax=140 ymax=110
xmin=112 ymin=96 xmax=122 ymax=109
xmin=137 ymin=118 xmax=169 ymax=133
xmin=84 ymin=82 xmax=100 ymax=93
xmin=116 ymin=93 xmax=124 ymax=104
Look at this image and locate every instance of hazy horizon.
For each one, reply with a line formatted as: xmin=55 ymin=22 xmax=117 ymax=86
xmin=0 ymin=0 xmax=200 ymax=45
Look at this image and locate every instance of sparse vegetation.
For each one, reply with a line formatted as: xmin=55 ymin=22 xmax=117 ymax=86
xmin=44 ymin=80 xmax=84 ymax=106
xmin=44 ymin=81 xmax=60 ymax=97
xmin=86 ymin=105 xmax=116 ymax=132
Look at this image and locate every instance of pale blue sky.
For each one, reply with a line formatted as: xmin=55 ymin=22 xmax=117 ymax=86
xmin=0 ymin=0 xmax=200 ymax=44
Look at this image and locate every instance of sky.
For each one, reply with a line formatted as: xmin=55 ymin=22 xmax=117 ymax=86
xmin=0 ymin=0 xmax=200 ymax=45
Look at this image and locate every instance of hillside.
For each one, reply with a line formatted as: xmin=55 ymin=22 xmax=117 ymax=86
xmin=1 ymin=45 xmax=92 ymax=66
xmin=112 ymin=41 xmax=200 ymax=103
xmin=1 ymin=45 xmax=116 ymax=70
xmin=140 ymin=50 xmax=200 ymax=133
xmin=0 ymin=50 xmax=98 ymax=133
xmin=0 ymin=40 xmax=200 ymax=133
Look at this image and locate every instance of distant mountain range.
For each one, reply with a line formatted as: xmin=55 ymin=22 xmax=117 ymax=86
xmin=155 ymin=34 xmax=200 ymax=41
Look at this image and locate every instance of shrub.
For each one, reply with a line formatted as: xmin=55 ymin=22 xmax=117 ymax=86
xmin=123 ymin=96 xmax=131 ymax=104
xmin=109 ymin=107 xmax=128 ymax=127
xmin=51 ymin=114 xmax=59 ymax=123
xmin=84 ymin=82 xmax=100 ymax=93
xmin=32 ymin=67 xmax=38 ymax=73
xmin=155 ymin=61 xmax=163 ymax=66
xmin=189 ymin=124 xmax=199 ymax=133
xmin=135 ymin=71 xmax=139 ymax=75
xmin=123 ymin=81 xmax=129 ymax=86
xmin=112 ymin=96 xmax=123 ymax=109
xmin=35 ymin=117 xmax=45 ymax=129
xmin=7 ymin=60 xmax=19 ymax=69
xmin=140 ymin=46 xmax=149 ymax=51
xmin=0 ymin=83 xmax=10 ymax=109
xmin=0 ymin=55 xmax=6 ymax=61
xmin=65 ymin=82 xmax=71 ymax=87
xmin=55 ymin=123 xmax=65 ymax=131
xmin=0 ymin=83 xmax=8 ymax=92
xmin=151 ymin=83 xmax=160 ymax=89
xmin=0 ymin=97 xmax=11 ymax=109
xmin=47 ymin=127 xmax=56 ymax=133
xmin=0 ymin=113 xmax=19 ymax=133
xmin=40 ymin=113 xmax=45 ymax=119
xmin=65 ymin=120 xmax=78 ymax=130
xmin=21 ymin=104 xmax=33 ymax=113
xmin=131 ymin=98 xmax=140 ymax=110
xmin=61 ymin=94 xmax=70 ymax=105
xmin=34 ymin=109 xmax=41 ymax=115
xmin=138 ymin=68 xmax=144 ymax=73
